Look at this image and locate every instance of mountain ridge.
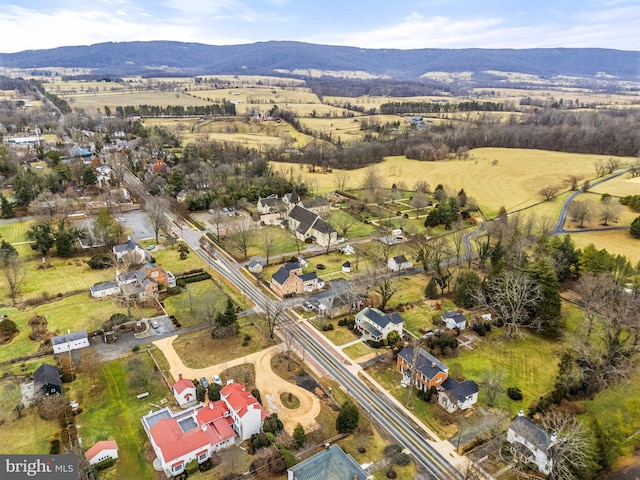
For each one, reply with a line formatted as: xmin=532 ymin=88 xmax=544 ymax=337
xmin=0 ymin=40 xmax=638 ymax=81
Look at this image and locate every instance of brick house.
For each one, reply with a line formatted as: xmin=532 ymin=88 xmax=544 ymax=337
xmin=270 ymin=262 xmax=324 ymax=297
xmin=397 ymin=346 xmax=448 ymax=390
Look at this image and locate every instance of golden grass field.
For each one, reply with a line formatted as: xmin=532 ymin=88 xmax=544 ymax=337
xmin=570 ymin=230 xmax=640 ymax=264
xmin=62 ymin=91 xmax=212 ymax=111
xmin=274 ymin=148 xmax=633 ymax=213
xmin=589 ymin=174 xmax=640 ymax=197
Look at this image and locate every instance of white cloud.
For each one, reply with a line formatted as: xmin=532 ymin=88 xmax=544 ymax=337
xmin=303 ymin=10 xmax=640 ymax=50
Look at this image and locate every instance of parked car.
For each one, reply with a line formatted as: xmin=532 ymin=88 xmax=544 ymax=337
xmin=212 ymin=374 xmax=222 ymax=386
xmin=150 ymin=320 xmax=160 ymax=329
xmin=303 ymin=301 xmax=314 ymax=311
xmin=147 ymin=244 xmax=156 ymax=250
xmin=200 ymin=377 xmax=209 ymax=388
xmin=222 ymin=207 xmax=229 ymax=212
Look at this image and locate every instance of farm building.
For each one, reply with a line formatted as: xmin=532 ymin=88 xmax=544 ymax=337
xmin=51 ymin=330 xmax=90 ymax=354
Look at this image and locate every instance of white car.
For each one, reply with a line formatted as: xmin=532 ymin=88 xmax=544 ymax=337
xmin=150 ymin=320 xmax=160 ymax=329
xmin=147 ymin=245 xmax=156 ymax=250
xmin=212 ymin=374 xmax=223 ymax=386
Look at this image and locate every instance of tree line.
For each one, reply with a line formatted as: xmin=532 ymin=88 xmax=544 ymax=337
xmin=114 ymin=102 xmax=236 ymax=118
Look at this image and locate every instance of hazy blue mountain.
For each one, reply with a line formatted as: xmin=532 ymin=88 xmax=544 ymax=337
xmin=0 ymin=41 xmax=637 ymax=80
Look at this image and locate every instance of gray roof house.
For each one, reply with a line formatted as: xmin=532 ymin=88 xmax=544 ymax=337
xmin=355 ymin=307 xmax=404 ymax=342
xmin=441 ymin=311 xmax=467 ymax=330
xmin=113 ymin=239 xmax=151 ymax=263
xmin=288 ymin=205 xmax=337 ymax=248
xmin=256 ymin=194 xmax=280 ymax=214
xmin=287 ymin=444 xmax=368 ymax=480
xmin=507 ymin=411 xmax=556 ymax=475
xmin=388 ymin=254 xmax=413 ymax=272
xmin=438 ymin=377 xmax=479 ymax=413
xmin=51 ymin=329 xmax=90 ymax=354
xmin=33 ymin=363 xmax=62 ymax=396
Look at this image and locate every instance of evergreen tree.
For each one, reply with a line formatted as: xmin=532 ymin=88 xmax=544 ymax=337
xmin=454 ymin=270 xmax=482 ymax=308
xmin=293 ymin=423 xmax=306 ymax=448
xmin=26 ymin=221 xmax=56 ymax=257
xmin=527 ymin=257 xmax=562 ymax=336
xmin=631 ymin=216 xmax=640 ymax=238
xmin=0 ymin=240 xmax=18 ymax=264
xmin=424 ymin=277 xmax=438 ymax=299
xmin=0 ymin=193 xmax=14 ymax=219
xmin=336 ymin=401 xmax=360 ymax=433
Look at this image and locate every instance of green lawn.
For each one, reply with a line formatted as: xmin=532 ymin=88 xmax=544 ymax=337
xmin=172 ymin=319 xmax=277 ymax=368
xmin=142 ymin=240 xmax=207 ymax=274
xmin=327 ymin=209 xmax=377 ymax=238
xmin=219 ymin=226 xmax=299 ymax=260
xmin=0 ymin=390 xmax=57 ymax=454
xmin=343 ymin=342 xmax=375 ymax=360
xmin=0 ymin=295 xmax=156 ymax=363
xmin=399 ymin=299 xmax=458 ymax=337
xmin=448 ymin=329 xmax=565 ymax=415
xmin=0 ymin=219 xmax=34 ymax=244
xmin=65 ymin=355 xmax=167 ymax=480
xmin=164 ymin=280 xmax=229 ymax=328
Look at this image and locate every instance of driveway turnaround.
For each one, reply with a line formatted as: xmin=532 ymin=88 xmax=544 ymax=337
xmin=152 ymin=336 xmax=321 ymax=433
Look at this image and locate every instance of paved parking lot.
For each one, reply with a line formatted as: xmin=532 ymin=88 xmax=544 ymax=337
xmin=75 ymin=210 xmax=156 ymax=242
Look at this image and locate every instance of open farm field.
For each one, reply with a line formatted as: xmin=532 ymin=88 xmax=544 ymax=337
xmin=589 ymin=173 xmax=640 ymax=197
xmin=272 ymin=148 xmax=622 ymax=215
xmin=197 ymin=74 xmax=306 ymax=86
xmin=194 ymin=86 xmax=319 ymax=104
xmin=61 ymin=91 xmax=212 ymax=111
xmin=44 ymin=80 xmax=126 ymax=93
xmin=300 ymin=117 xmax=366 ymax=142
xmin=570 ymin=230 xmax=640 ymax=264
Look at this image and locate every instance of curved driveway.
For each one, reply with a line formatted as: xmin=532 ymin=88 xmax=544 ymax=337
xmin=152 ymin=336 xmax=321 ymax=433
xmin=552 ymin=169 xmax=630 ymax=235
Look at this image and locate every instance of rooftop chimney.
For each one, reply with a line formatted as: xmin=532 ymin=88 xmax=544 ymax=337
xmin=518 ymin=410 xmax=524 ymax=417
xmin=178 ymin=372 xmax=183 ymax=380
xmin=209 ymin=402 xmax=213 ymax=410
xmin=431 ymin=362 xmax=436 ymax=368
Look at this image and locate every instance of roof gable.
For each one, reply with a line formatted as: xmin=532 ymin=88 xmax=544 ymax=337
xmin=33 ymin=363 xmax=61 ymax=388
xmin=288 ymin=444 xmax=368 ymax=480
xmin=509 ymin=415 xmax=553 ymax=452
xmin=173 ymin=378 xmax=196 ymax=394
xmin=51 ymin=330 xmax=88 ymax=346
xmin=398 ymin=346 xmax=448 ymax=380
xmin=359 ymin=307 xmax=403 ymax=329
xmin=85 ymin=440 xmax=118 ymax=462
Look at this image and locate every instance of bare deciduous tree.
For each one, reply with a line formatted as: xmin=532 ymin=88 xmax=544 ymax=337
xmin=568 ymin=199 xmax=594 ymax=228
xmin=146 ymin=195 xmax=170 ymax=243
xmin=540 ymin=411 xmax=600 ymax=480
xmin=261 ymin=299 xmax=287 ymax=340
xmin=482 ymin=370 xmax=505 ymax=407
xmin=598 ymin=200 xmax=622 ymax=226
xmin=335 ymin=172 xmax=349 ymax=192
xmin=411 ymin=191 xmax=428 ymax=218
xmin=230 ymin=218 xmax=255 ymax=260
xmin=262 ymin=229 xmax=275 ymax=266
xmin=2 ymin=257 xmax=26 ymax=303
xmin=473 ymin=270 xmax=541 ymax=337
xmin=539 ymin=184 xmax=560 ymax=201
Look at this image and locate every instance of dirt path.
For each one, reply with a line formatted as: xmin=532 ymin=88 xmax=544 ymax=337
xmin=153 ymin=336 xmax=320 ymax=433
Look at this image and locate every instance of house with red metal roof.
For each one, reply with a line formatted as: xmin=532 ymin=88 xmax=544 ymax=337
xmin=142 ymin=382 xmax=266 ymax=477
xmin=172 ymin=375 xmax=197 ymax=408
xmin=85 ymin=440 xmax=118 ymax=465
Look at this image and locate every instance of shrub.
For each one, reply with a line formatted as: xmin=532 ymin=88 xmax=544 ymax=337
xmin=507 ymin=387 xmax=523 ymax=401
xmin=131 ymin=345 xmax=140 ymax=352
xmin=244 ymin=334 xmax=252 ymax=341
xmin=386 ymin=468 xmax=397 ymax=479
xmin=87 ymin=253 xmax=113 ymax=269
xmin=395 ymin=452 xmax=411 ymax=466
xmin=49 ymin=439 xmax=60 ymax=454
xmin=186 ymin=459 xmax=199 ymax=474
xmin=177 ymin=272 xmax=212 ymax=284
xmin=177 ymin=279 xmax=186 ymax=288
xmin=166 ymin=286 xmax=182 ymax=295
xmin=0 ymin=318 xmax=18 ymax=333
xmin=316 ymin=263 xmax=326 ymax=269
xmin=279 ymin=447 xmax=297 ymax=468
xmin=322 ymin=323 xmax=334 ymax=331
xmin=242 ymin=340 xmax=249 ymax=346
xmin=94 ymin=457 xmax=115 ymax=471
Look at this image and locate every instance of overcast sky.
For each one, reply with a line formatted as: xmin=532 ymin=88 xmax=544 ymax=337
xmin=0 ymin=0 xmax=638 ymax=53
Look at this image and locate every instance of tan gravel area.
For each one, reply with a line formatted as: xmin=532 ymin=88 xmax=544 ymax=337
xmin=153 ymin=335 xmax=321 ymax=433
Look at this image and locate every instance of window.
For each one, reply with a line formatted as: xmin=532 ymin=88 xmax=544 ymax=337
xmin=198 ymin=453 xmax=207 ymax=462
xmin=172 ymin=463 xmax=184 ymax=473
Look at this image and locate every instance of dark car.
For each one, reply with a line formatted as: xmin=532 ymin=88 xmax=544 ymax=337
xmin=200 ymin=377 xmax=209 ymax=388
